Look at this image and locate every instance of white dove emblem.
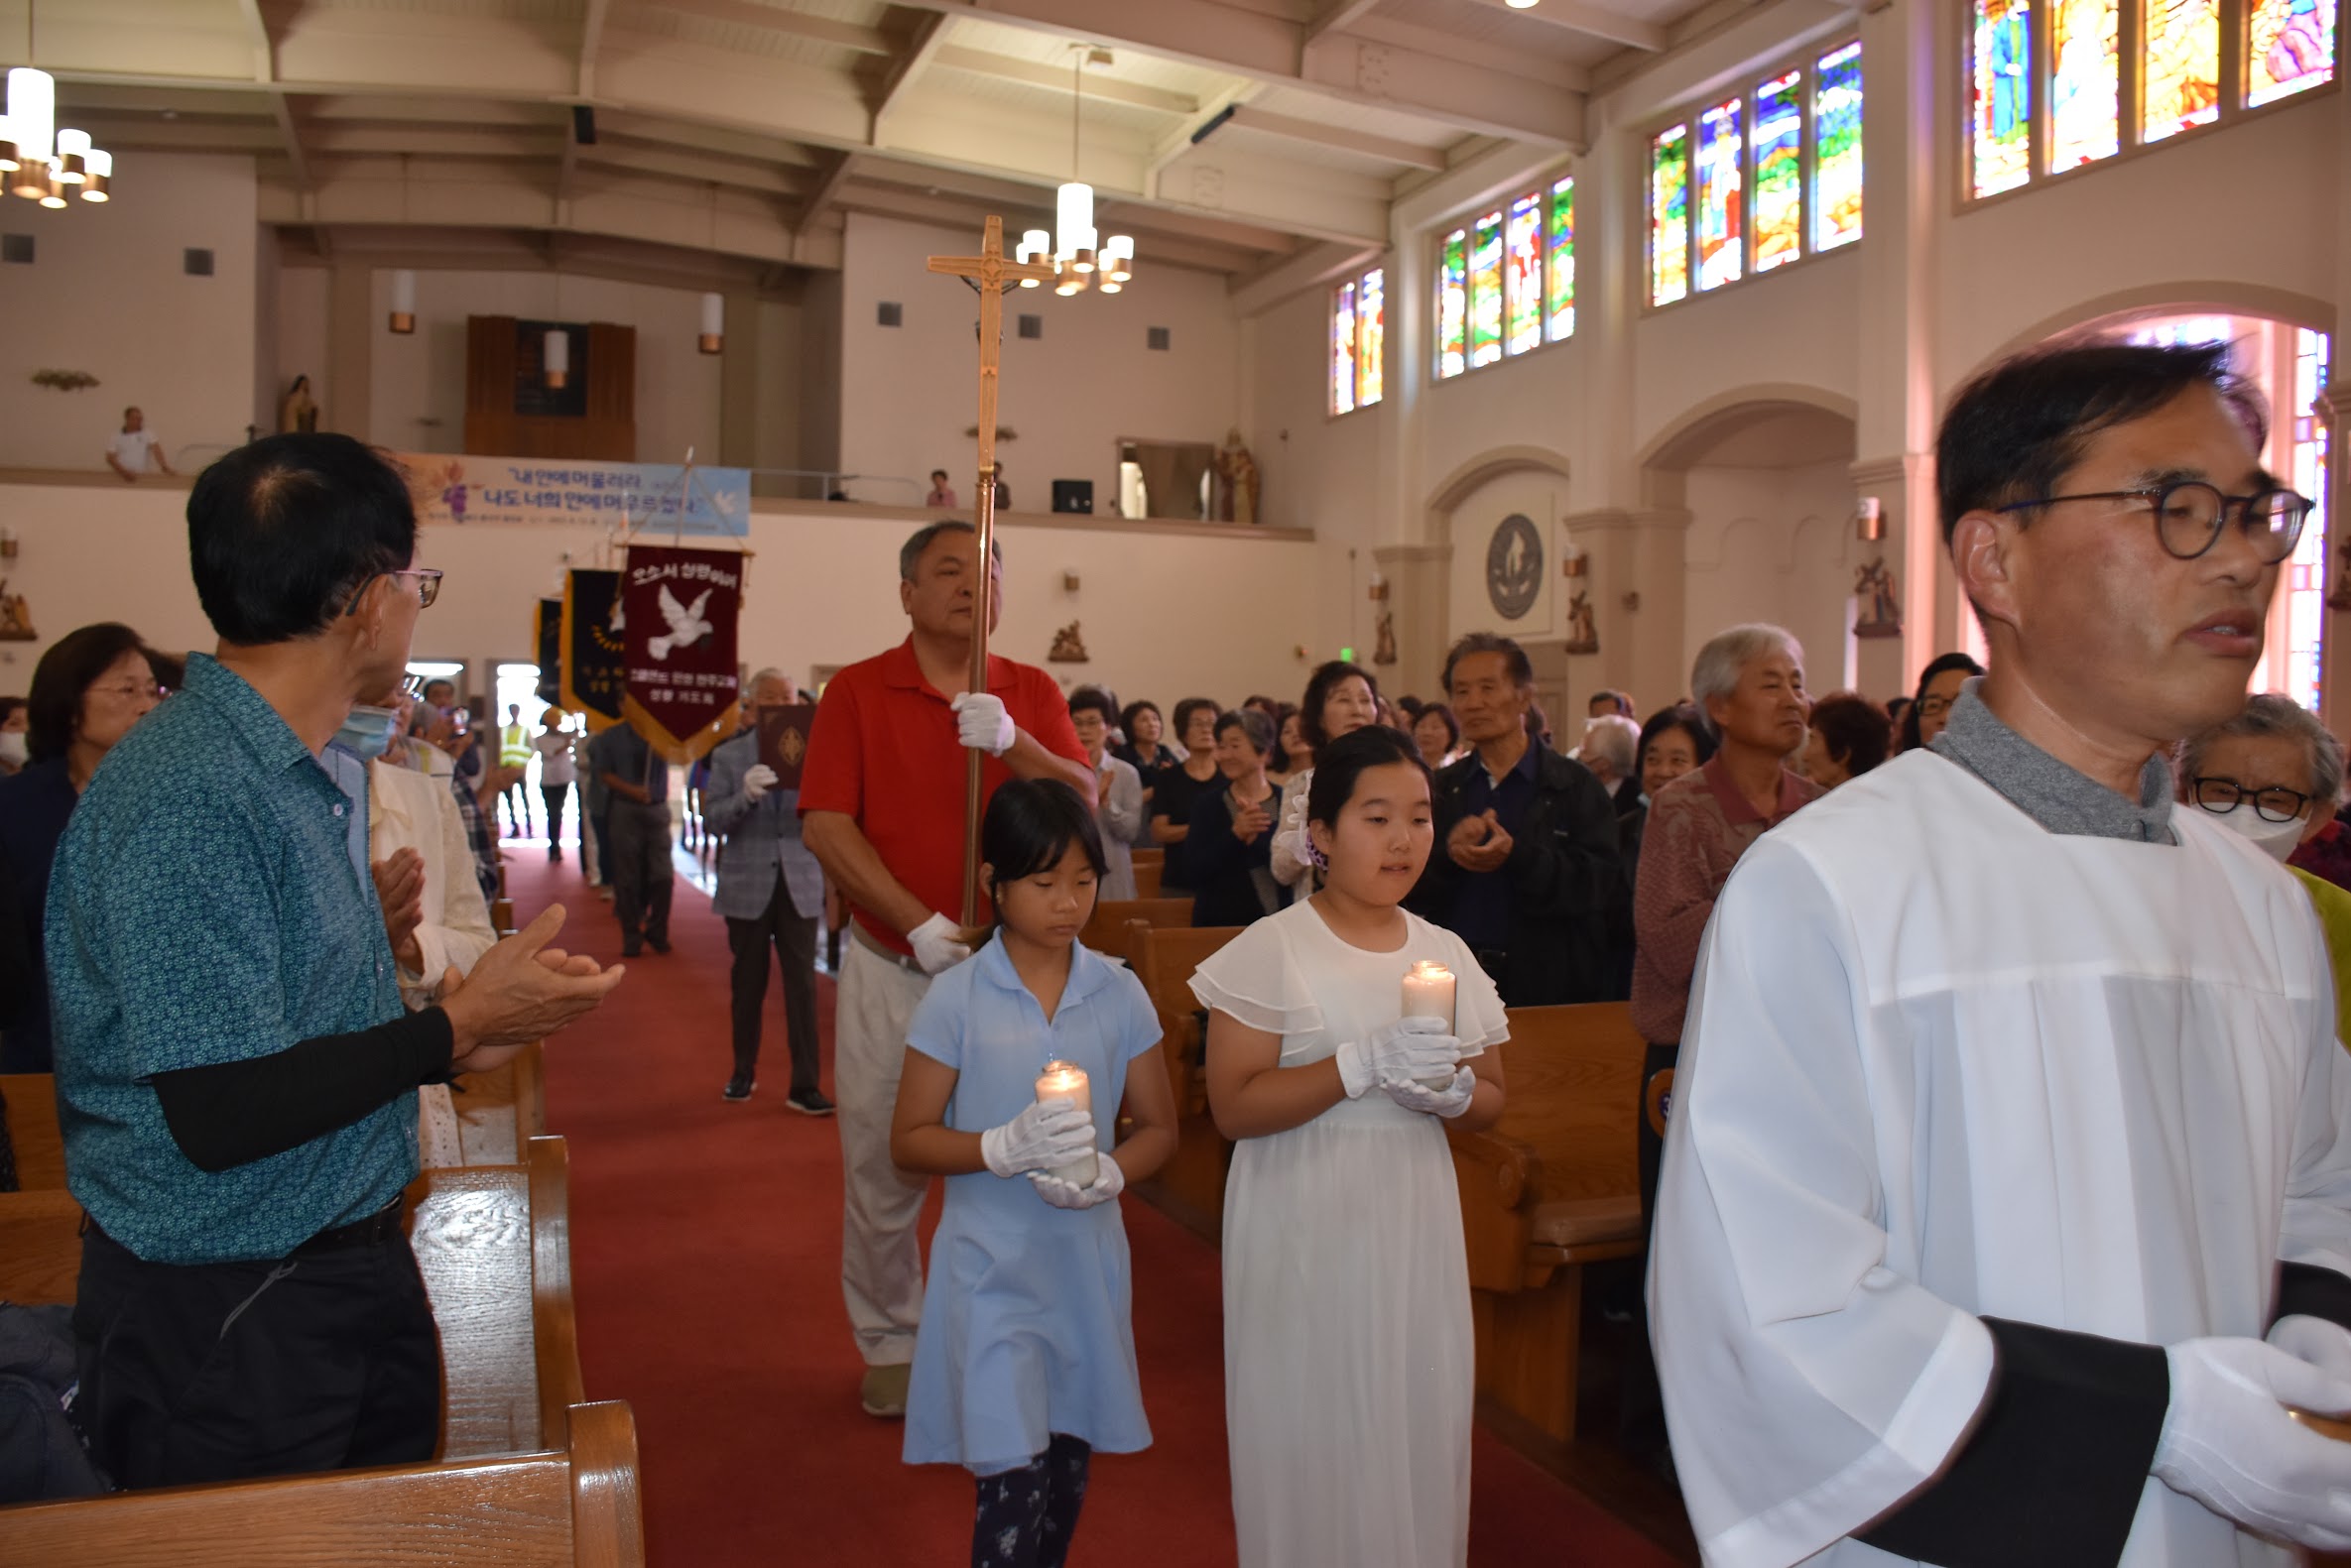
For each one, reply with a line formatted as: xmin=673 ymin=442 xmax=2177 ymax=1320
xmin=647 ymin=583 xmax=713 ymax=661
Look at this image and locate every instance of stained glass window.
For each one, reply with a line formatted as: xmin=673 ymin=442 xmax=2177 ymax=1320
xmin=1331 ymin=282 xmax=1356 ymax=417
xmin=2247 ymin=0 xmax=2335 ymax=103
xmin=2049 ymin=0 xmax=2120 ymax=166
xmin=1545 ymin=178 xmax=1575 ymax=342
xmin=1468 ymin=210 xmax=1504 ymax=368
xmin=1695 ymin=98 xmax=1744 ymax=292
xmin=1504 ymin=194 xmax=1543 ymax=356
xmin=1971 ymin=0 xmax=2033 ymax=196
xmin=1751 ymin=70 xmax=1802 ymax=274
xmin=1650 ymin=125 xmax=1689 ymax=305
xmin=1437 ymin=229 xmax=1467 ymax=380
xmin=2286 ymin=327 xmax=2332 ymax=712
xmin=1355 ymin=269 xmax=1385 ymax=408
xmin=2144 ymin=0 xmax=2221 ymax=141
xmin=1813 ymin=43 xmax=1864 ymax=249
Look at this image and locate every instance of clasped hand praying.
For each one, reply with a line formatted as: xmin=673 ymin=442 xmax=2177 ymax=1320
xmin=1446 ymin=809 xmax=1513 ymax=874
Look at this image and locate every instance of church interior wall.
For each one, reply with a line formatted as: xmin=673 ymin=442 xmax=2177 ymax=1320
xmin=836 ymin=211 xmax=1244 ymax=515
xmin=0 ymin=152 xmax=260 ymax=471
xmin=1681 ymin=459 xmax=1867 ymax=696
xmin=1627 ymin=248 xmax=1866 ymax=460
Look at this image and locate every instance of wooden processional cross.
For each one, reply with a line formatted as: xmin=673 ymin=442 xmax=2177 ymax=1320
xmin=928 ymin=216 xmax=1060 ymax=925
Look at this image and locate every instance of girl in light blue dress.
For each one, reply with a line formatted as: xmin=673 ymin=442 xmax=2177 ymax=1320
xmin=892 ymin=779 xmax=1179 ymax=1568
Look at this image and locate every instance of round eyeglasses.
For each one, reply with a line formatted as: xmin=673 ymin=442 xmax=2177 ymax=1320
xmin=1999 ymin=481 xmax=2312 ymax=564
xmin=2189 ymin=777 xmax=2310 ymax=823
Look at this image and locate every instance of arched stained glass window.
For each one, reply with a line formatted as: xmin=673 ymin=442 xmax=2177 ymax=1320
xmin=1330 ymin=282 xmax=1357 ymax=418
xmin=1694 ymin=98 xmax=1744 ymax=292
xmin=1468 ymin=210 xmax=1505 ymax=369
xmin=1437 ymin=229 xmax=1467 ymax=380
xmin=2050 ymin=0 xmax=2121 ymax=167
xmin=1505 ymin=194 xmax=1543 ymax=356
xmin=1972 ymin=0 xmax=2034 ymax=196
xmin=1650 ymin=126 xmax=1689 ymax=306
xmin=1751 ymin=70 xmax=1802 ymax=274
xmin=1355 ymin=270 xmax=1384 ymax=409
xmin=1813 ymin=43 xmax=1864 ymax=251
xmin=1545 ymin=178 xmax=1575 ymax=342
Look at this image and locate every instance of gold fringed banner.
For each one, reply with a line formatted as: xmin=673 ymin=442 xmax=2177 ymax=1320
xmin=559 ymin=569 xmax=626 ymax=733
xmin=619 ymin=544 xmax=743 ymax=764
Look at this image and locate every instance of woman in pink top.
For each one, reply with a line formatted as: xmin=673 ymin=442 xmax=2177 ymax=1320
xmin=1631 ymin=623 xmax=1822 ymax=1221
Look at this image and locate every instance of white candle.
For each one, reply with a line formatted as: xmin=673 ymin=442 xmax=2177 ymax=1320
xmin=1401 ymin=960 xmax=1461 ymax=1090
xmin=1034 ymin=1060 xmax=1099 ymax=1186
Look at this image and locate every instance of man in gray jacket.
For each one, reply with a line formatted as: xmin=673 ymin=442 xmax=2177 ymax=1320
xmin=704 ymin=668 xmax=832 ymax=1113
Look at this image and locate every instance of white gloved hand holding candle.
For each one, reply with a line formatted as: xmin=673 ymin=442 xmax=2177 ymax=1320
xmin=1333 ymin=1016 xmax=1460 ymax=1100
xmin=980 ymin=1098 xmax=1095 ymax=1180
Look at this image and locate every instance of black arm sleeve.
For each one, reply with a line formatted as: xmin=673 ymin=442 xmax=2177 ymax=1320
xmin=2277 ymin=1262 xmax=2351 ymax=1334
xmin=150 ymin=1009 xmax=455 ymax=1174
xmin=1856 ymin=1317 xmax=2169 ymax=1568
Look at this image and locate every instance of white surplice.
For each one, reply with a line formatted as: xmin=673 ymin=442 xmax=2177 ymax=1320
xmin=1650 ymin=749 xmax=2351 ymax=1568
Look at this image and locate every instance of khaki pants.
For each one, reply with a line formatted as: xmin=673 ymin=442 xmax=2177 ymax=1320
xmin=835 ymin=935 xmax=931 ymax=1367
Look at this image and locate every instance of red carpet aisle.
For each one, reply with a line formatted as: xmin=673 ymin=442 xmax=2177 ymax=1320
xmin=499 ymin=841 xmax=1680 ymax=1567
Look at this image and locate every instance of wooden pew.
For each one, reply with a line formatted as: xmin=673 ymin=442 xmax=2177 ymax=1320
xmin=1126 ymin=920 xmax=1244 ymax=1235
xmin=1447 ymin=1002 xmax=1647 ymax=1442
xmin=0 ymin=1185 xmax=81 ymax=1303
xmin=449 ymin=1041 xmax=548 ymax=1167
xmin=0 ymin=1398 xmax=646 ymax=1566
xmin=0 ymin=1073 xmax=64 ymax=1189
xmin=1132 ymin=859 xmax=1163 ymax=899
xmin=1132 ymin=848 xmax=1165 ymax=871
xmin=1079 ymin=898 xmax=1192 ymax=964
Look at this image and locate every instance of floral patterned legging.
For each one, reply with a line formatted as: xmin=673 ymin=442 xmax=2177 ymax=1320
xmin=971 ymin=1433 xmax=1091 ymax=1567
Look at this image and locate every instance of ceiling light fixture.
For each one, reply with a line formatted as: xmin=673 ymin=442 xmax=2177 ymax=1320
xmin=3 ymin=6 xmax=115 ymax=211
xmin=389 ymin=269 xmax=417 ymax=333
xmin=698 ymin=292 xmax=723 ymax=354
xmin=1506 ymin=0 xmax=1541 ymax=8
xmin=1014 ymin=46 xmax=1135 ymax=297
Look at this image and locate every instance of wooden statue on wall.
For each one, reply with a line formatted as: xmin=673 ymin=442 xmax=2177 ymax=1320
xmin=1563 ymin=590 xmax=1599 ymax=656
xmin=1374 ymin=606 xmax=1399 ymax=665
xmin=2329 ymin=538 xmax=2351 ymax=612
xmin=1048 ymin=622 xmax=1089 ymax=663
xmin=278 ymin=375 xmax=318 ymax=434
xmin=1216 ymin=428 xmax=1261 ymax=526
xmin=1855 ymin=555 xmax=1903 ymax=639
xmin=0 ymin=579 xmax=35 ymax=642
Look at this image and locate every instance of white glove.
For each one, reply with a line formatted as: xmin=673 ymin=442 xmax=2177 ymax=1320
xmin=1030 ymin=1150 xmax=1126 ymax=1210
xmin=2272 ymin=1315 xmax=2351 ymax=1382
xmin=950 ymin=691 xmax=1017 ymax=758
xmin=1333 ymin=1016 xmax=1460 ymax=1100
xmin=980 ymin=1099 xmax=1096 ymax=1179
xmin=1382 ymin=1064 xmax=1477 ymax=1118
xmin=2152 ymin=1335 xmax=2351 ymax=1549
xmin=908 ymin=912 xmax=972 ymax=976
xmin=742 ymin=764 xmax=779 ymax=802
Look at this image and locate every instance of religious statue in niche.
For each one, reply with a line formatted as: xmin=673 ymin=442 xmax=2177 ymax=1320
xmin=1486 ymin=514 xmax=1544 ymax=622
xmin=1048 ymin=622 xmax=1089 ymax=663
xmin=1374 ymin=607 xmax=1398 ymax=666
xmin=0 ymin=579 xmax=36 ymax=642
xmin=278 ymin=374 xmax=318 ymax=434
xmin=1854 ymin=555 xmax=1903 ymax=639
xmin=1216 ymin=428 xmax=1262 ymax=527
xmin=2329 ymin=539 xmax=2351 ymax=613
xmin=1563 ymin=591 xmax=1599 ymax=656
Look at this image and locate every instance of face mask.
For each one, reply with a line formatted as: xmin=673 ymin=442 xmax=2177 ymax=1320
xmin=0 ymin=732 xmax=25 ymax=768
xmin=334 ymin=704 xmax=403 ymax=762
xmin=2211 ymin=802 xmax=2306 ymax=863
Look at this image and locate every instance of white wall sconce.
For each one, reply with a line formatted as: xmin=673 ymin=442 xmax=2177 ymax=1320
xmin=1856 ymin=497 xmax=1885 ymax=542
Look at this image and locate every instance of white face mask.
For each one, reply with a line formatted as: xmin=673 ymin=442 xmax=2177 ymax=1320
xmin=0 ymin=732 xmax=24 ymax=768
xmin=2211 ymin=802 xmax=2306 ymax=863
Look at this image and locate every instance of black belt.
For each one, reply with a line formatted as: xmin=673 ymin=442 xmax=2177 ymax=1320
xmin=292 ymin=1196 xmax=407 ymax=1255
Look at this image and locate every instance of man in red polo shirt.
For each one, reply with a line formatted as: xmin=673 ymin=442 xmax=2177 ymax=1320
xmin=801 ymin=519 xmax=1092 ymax=1418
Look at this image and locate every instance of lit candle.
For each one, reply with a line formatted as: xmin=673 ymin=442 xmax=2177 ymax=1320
xmin=1034 ymin=1060 xmax=1099 ymax=1186
xmin=1401 ymin=960 xmax=1461 ymax=1090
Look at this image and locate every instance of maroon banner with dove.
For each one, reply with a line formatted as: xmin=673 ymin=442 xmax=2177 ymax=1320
xmin=619 ymin=544 xmax=744 ymax=763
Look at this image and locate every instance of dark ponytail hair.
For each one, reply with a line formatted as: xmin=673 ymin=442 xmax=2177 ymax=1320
xmin=1305 ymin=725 xmax=1430 ymax=832
xmin=979 ymin=779 xmax=1107 ymax=926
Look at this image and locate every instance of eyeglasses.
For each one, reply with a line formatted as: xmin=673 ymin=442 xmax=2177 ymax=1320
xmin=2189 ymin=777 xmax=2310 ymax=822
xmin=91 ymin=680 xmax=165 ymax=703
xmin=1998 ymin=481 xmax=2312 ymax=563
xmin=341 ymin=568 xmax=444 ymax=616
xmin=1918 ymin=696 xmax=1957 ymax=719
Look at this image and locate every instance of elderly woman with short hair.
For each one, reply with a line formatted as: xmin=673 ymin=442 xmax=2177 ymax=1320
xmin=1630 ymin=624 xmax=1821 ymax=1217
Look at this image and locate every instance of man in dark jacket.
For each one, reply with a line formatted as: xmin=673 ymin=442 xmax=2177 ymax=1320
xmin=1407 ymin=632 xmax=1628 ymax=1006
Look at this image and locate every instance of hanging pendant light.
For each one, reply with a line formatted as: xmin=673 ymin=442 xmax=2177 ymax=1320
xmin=544 ymin=326 xmax=570 ymax=390
xmin=388 ymin=269 xmax=417 ymax=334
xmin=1016 ymin=229 xmax=1051 ymax=288
xmin=77 ymin=146 xmax=107 ymax=200
xmin=698 ymin=292 xmax=723 ymax=354
xmin=3 ymin=46 xmax=116 ymax=212
xmin=1032 ymin=47 xmax=1133 ymax=298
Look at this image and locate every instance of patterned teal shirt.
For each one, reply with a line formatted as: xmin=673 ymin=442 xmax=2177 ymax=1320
xmin=48 ymin=653 xmax=417 ymax=1265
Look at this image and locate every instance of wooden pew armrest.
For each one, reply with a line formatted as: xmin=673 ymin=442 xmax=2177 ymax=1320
xmin=1447 ymin=1127 xmax=1536 ymax=1210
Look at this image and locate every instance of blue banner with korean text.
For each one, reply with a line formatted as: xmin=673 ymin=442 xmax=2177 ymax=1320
xmin=401 ymin=452 xmax=751 ymax=536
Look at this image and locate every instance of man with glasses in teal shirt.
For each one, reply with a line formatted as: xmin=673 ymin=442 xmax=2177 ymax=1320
xmin=50 ymin=433 xmax=625 ymax=1489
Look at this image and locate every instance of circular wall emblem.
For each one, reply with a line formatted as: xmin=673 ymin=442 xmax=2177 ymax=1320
xmin=1486 ymin=513 xmax=1544 ymax=622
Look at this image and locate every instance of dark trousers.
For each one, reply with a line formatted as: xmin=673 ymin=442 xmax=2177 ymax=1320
xmin=587 ymin=802 xmax=612 ymax=886
xmin=541 ymin=783 xmax=570 ymax=843
xmin=499 ymin=779 xmax=533 ymax=835
xmin=972 ymin=1433 xmax=1091 ymax=1568
xmin=72 ymin=1219 xmax=439 ymax=1490
xmin=607 ymin=799 xmax=674 ymax=948
xmin=726 ymin=876 xmax=820 ymax=1092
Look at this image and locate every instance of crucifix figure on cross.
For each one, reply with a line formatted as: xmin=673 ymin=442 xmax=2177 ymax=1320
xmin=928 ymin=216 xmax=1060 ymax=924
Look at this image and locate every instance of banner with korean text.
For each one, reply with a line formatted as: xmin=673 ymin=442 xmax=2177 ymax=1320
xmin=402 ymin=453 xmax=751 ymax=535
xmin=620 ymin=545 xmax=744 ymax=763
xmin=559 ymin=569 xmax=625 ymax=732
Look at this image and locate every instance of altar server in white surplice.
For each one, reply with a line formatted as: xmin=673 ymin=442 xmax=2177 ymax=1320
xmin=1651 ymin=337 xmax=2351 ymax=1568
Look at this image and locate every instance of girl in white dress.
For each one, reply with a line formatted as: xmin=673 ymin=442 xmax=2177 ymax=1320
xmin=1190 ymin=725 xmax=1510 ymax=1568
